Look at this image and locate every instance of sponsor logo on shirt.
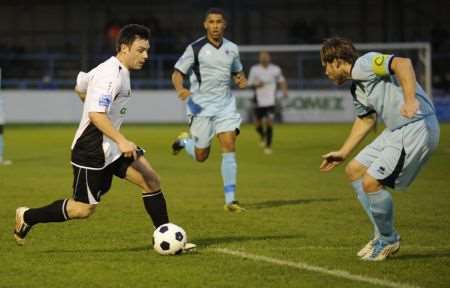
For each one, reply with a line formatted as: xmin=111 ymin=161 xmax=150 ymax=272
xmin=120 ymin=107 xmax=127 ymax=115
xmin=99 ymin=94 xmax=112 ymax=107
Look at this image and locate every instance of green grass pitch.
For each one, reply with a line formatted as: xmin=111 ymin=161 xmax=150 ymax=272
xmin=0 ymin=123 xmax=449 ymax=287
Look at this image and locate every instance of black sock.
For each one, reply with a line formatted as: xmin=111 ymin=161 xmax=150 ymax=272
xmin=24 ymin=199 xmax=70 ymax=226
xmin=142 ymin=190 xmax=169 ymax=228
xmin=256 ymin=126 xmax=265 ymax=140
xmin=266 ymin=126 xmax=273 ymax=148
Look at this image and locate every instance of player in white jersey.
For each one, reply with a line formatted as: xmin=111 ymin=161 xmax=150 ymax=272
xmin=319 ymin=37 xmax=439 ymax=261
xmin=14 ymin=24 xmax=195 ymax=252
xmin=171 ymin=8 xmax=247 ymax=212
xmin=248 ymin=51 xmax=288 ymax=154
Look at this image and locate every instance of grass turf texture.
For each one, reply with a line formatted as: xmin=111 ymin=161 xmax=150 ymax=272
xmin=0 ymin=123 xmax=449 ymax=288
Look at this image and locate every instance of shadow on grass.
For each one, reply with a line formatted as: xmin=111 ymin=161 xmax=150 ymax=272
xmin=392 ymin=250 xmax=450 ymax=260
xmin=41 ymin=234 xmax=302 ymax=254
xmin=245 ymin=198 xmax=339 ymax=209
xmin=42 ymin=245 xmax=151 ymax=254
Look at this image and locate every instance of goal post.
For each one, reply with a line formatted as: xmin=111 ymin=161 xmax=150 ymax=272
xmin=239 ymin=42 xmax=432 ymax=97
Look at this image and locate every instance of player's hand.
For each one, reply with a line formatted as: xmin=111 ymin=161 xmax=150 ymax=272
xmin=320 ymin=151 xmax=346 ymax=172
xmin=177 ymin=88 xmax=191 ymax=101
xmin=400 ymin=99 xmax=420 ymax=118
xmin=234 ymin=73 xmax=247 ymax=89
xmin=119 ymin=139 xmax=137 ymax=159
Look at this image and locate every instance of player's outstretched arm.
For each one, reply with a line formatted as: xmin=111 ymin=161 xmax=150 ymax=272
xmin=171 ymin=70 xmax=191 ymax=100
xmin=390 ymin=57 xmax=419 ymax=118
xmin=320 ymin=115 xmax=376 ymax=172
xmin=233 ymin=72 xmax=247 ymax=89
xmin=89 ymin=112 xmax=137 ymax=159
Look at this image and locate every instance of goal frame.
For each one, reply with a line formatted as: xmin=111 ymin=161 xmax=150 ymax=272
xmin=239 ymin=42 xmax=432 ymax=97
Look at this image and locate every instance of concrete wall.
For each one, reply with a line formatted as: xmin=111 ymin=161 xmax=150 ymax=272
xmin=1 ymin=89 xmax=355 ymax=123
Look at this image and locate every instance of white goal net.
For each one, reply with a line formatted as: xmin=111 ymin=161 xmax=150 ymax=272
xmin=239 ymin=42 xmax=431 ymax=96
xmin=234 ymin=43 xmax=431 ymax=123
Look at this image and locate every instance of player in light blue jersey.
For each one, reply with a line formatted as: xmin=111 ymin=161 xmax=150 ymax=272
xmin=171 ymin=8 xmax=247 ymax=212
xmin=319 ymin=37 xmax=439 ymax=261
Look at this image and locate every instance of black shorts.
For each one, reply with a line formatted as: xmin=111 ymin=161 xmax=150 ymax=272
xmin=254 ymin=106 xmax=275 ymax=120
xmin=72 ymin=152 xmax=141 ymax=204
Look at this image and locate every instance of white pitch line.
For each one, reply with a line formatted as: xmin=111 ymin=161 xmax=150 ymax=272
xmin=255 ymin=245 xmax=450 ymax=251
xmin=214 ymin=248 xmax=422 ymax=288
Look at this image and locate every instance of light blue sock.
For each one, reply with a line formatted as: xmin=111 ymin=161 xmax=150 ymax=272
xmin=221 ymin=152 xmax=237 ymax=204
xmin=181 ymin=138 xmax=196 ymax=159
xmin=0 ymin=134 xmax=4 ymax=161
xmin=367 ymin=189 xmax=397 ymax=242
xmin=351 ymin=179 xmax=380 ymax=238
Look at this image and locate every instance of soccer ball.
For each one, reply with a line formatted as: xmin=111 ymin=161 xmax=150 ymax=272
xmin=152 ymin=223 xmax=187 ymax=255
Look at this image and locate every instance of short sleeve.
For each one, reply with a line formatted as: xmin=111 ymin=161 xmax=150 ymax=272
xmin=353 ymin=99 xmax=375 ymax=118
xmin=75 ymin=70 xmax=96 ymax=93
xmin=352 ymin=52 xmax=394 ymax=81
xmin=174 ymin=45 xmax=195 ymax=75
xmin=351 ymin=82 xmax=376 ymax=118
xmin=231 ymin=48 xmax=243 ymax=73
xmin=85 ymin=72 xmax=119 ymax=113
xmin=75 ymin=72 xmax=89 ymax=92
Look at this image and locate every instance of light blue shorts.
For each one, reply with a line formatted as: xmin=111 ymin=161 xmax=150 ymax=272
xmin=188 ymin=112 xmax=241 ymax=149
xmin=355 ymin=116 xmax=440 ymax=190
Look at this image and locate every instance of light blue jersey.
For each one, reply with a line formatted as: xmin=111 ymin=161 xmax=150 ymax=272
xmin=351 ymin=52 xmax=435 ymax=131
xmin=174 ymin=37 xmax=243 ymax=117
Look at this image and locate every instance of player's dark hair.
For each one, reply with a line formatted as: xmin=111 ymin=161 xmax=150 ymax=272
xmin=116 ymin=24 xmax=151 ymax=53
xmin=205 ymin=8 xmax=227 ymax=21
xmin=320 ymin=37 xmax=358 ymax=65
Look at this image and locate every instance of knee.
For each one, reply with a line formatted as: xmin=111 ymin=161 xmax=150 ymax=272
xmin=220 ymin=142 xmax=236 ymax=153
xmin=195 ymin=151 xmax=209 ymax=162
xmin=69 ymin=203 xmax=96 ymax=219
xmin=144 ymin=173 xmax=161 ymax=191
xmin=362 ymin=174 xmax=382 ymax=193
xmin=345 ymin=161 xmax=364 ymax=181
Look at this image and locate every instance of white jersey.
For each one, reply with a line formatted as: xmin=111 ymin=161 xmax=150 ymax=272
xmin=248 ymin=63 xmax=285 ymax=107
xmin=71 ymin=56 xmax=131 ymax=170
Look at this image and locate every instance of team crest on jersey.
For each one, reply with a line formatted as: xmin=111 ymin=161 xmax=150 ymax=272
xmin=99 ymin=95 xmax=112 ymax=107
xmin=120 ymin=107 xmax=127 ymax=115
